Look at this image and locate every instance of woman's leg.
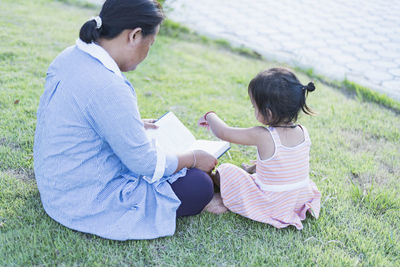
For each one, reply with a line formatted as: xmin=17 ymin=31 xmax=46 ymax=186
xmin=169 ymin=168 xmax=214 ymax=217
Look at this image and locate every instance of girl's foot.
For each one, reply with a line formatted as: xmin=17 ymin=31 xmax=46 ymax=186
xmin=241 ymin=163 xmax=256 ymax=174
xmin=204 ymin=193 xmax=228 ymax=214
xmin=210 ymin=171 xmax=221 ymax=187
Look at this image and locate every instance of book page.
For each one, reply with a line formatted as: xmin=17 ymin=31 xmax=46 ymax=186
xmin=189 ymin=139 xmax=230 ymax=158
xmin=146 ymin=112 xmax=196 ymax=154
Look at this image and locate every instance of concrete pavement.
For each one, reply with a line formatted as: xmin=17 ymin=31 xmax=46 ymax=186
xmin=165 ymin=0 xmax=400 ymax=100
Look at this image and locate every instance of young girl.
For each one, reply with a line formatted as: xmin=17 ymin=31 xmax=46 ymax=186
xmin=200 ymin=68 xmax=321 ymax=230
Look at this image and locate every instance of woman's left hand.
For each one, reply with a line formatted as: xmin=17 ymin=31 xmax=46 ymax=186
xmin=142 ymin=119 xmax=158 ymax=130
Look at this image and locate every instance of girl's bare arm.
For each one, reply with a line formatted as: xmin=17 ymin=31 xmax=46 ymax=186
xmin=204 ymin=113 xmax=266 ymax=146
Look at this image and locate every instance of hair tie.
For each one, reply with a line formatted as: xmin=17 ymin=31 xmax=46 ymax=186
xmin=91 ymin=16 xmax=102 ymax=29
xmin=302 ymin=82 xmax=315 ymax=92
xmin=306 ymin=82 xmax=315 ymax=92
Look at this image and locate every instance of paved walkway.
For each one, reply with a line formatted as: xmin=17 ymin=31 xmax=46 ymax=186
xmin=86 ymin=0 xmax=400 ymax=100
xmin=165 ymin=0 xmax=400 ymax=100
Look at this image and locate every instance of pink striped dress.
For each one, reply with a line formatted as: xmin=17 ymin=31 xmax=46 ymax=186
xmin=217 ymin=125 xmax=321 ymax=229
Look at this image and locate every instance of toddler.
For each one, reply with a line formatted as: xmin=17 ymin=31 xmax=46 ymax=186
xmin=200 ymin=68 xmax=321 ymax=230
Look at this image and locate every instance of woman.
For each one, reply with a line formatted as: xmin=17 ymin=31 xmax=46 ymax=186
xmin=34 ymin=0 xmax=217 ymax=240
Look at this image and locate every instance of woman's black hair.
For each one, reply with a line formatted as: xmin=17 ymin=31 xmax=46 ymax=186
xmin=79 ymin=0 xmax=164 ymax=44
xmin=248 ymin=68 xmax=316 ymax=126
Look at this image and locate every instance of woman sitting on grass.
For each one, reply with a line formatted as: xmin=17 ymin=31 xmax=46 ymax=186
xmin=201 ymin=68 xmax=321 ymax=230
xmin=34 ymin=0 xmax=217 ymax=241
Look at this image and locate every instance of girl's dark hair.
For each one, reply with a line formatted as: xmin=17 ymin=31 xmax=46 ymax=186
xmin=79 ymin=0 xmax=164 ymax=44
xmin=248 ymin=68 xmax=316 ymax=126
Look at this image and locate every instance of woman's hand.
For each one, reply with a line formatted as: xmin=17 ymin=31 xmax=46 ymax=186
xmin=193 ymin=150 xmax=218 ymax=172
xmin=142 ymin=119 xmax=158 ymax=130
xmin=176 ymin=150 xmax=218 ymax=173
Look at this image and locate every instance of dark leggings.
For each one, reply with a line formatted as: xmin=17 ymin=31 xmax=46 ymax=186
xmin=169 ymin=168 xmax=214 ymax=217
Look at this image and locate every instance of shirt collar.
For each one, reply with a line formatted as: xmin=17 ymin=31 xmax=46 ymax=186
xmin=76 ymin=39 xmax=123 ymax=79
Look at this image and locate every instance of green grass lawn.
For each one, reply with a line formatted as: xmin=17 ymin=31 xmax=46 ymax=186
xmin=1 ymin=0 xmax=400 ymax=266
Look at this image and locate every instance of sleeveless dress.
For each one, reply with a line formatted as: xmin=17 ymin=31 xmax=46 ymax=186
xmin=217 ymin=125 xmax=321 ymax=230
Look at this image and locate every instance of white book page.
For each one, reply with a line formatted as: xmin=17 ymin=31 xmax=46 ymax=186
xmin=146 ymin=112 xmax=196 ymax=154
xmin=189 ymin=139 xmax=230 ymax=158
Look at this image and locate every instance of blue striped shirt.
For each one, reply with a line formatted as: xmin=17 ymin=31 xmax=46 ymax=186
xmin=33 ymin=40 xmax=186 ymax=240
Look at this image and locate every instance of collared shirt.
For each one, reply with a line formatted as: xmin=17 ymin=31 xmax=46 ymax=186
xmin=76 ymin=39 xmax=123 ymax=79
xmin=34 ymin=40 xmax=186 ymax=240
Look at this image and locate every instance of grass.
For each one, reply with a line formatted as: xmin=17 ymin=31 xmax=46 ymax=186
xmin=294 ymin=67 xmax=400 ymax=113
xmin=159 ymin=19 xmax=262 ymax=60
xmin=1 ymin=0 xmax=400 ymax=266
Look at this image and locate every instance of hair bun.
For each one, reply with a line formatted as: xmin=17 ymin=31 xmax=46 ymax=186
xmin=306 ymin=82 xmax=315 ymax=92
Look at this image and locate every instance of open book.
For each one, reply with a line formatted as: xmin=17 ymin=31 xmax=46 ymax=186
xmin=145 ymin=112 xmax=230 ymax=158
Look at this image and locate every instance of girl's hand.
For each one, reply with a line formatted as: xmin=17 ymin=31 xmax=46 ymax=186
xmin=241 ymin=163 xmax=256 ymax=174
xmin=198 ymin=111 xmax=216 ymax=130
xmin=193 ymin=150 xmax=218 ymax=172
xmin=197 ymin=116 xmax=209 ymax=129
xmin=142 ymin=119 xmax=158 ymax=130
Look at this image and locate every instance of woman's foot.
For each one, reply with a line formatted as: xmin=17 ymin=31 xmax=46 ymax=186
xmin=204 ymin=193 xmax=228 ymax=214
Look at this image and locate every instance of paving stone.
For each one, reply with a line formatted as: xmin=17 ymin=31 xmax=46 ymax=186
xmin=280 ymin=40 xmax=305 ymax=51
xmin=361 ymin=43 xmax=384 ymax=53
xmin=329 ymin=53 xmax=358 ymax=65
xmin=376 ymin=49 xmax=400 ymax=59
xmin=364 ymin=70 xmax=393 ymax=83
xmin=382 ymin=80 xmax=400 ymax=97
xmin=295 ymin=48 xmax=320 ymax=61
xmin=380 ymin=86 xmax=400 ymax=100
xmin=388 ymin=34 xmax=400 ymax=43
xmin=372 ymin=61 xmax=398 ymax=69
xmin=345 ymin=61 xmax=376 ymax=73
xmin=346 ymin=36 xmax=368 ymax=45
xmin=354 ymin=51 xmax=380 ymax=61
xmin=318 ymin=65 xmax=349 ymax=80
xmin=340 ymin=45 xmax=365 ymax=55
xmin=388 ymin=68 xmax=400 ymax=76
xmin=316 ymin=47 xmax=346 ymax=58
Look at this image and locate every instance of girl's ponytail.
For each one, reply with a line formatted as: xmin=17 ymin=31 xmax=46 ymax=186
xmin=79 ymin=19 xmax=101 ymax=44
xmin=304 ymin=82 xmax=315 ymax=92
xmin=301 ymin=82 xmax=316 ymax=115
